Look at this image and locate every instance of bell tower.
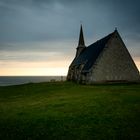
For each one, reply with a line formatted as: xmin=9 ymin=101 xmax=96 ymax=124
xmin=76 ymin=24 xmax=86 ymax=57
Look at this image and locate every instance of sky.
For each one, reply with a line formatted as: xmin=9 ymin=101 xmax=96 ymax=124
xmin=0 ymin=0 xmax=140 ymax=76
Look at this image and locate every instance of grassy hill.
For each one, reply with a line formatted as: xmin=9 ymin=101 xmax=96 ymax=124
xmin=0 ymin=82 xmax=140 ymax=140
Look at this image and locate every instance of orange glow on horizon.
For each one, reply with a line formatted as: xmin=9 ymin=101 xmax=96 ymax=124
xmin=0 ymin=61 xmax=70 ymax=76
xmin=0 ymin=58 xmax=139 ymax=76
xmin=0 ymin=68 xmax=68 ymax=76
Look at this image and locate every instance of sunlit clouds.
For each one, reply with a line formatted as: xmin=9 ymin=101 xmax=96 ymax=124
xmin=0 ymin=51 xmax=71 ymax=76
xmin=0 ymin=41 xmax=74 ymax=76
xmin=0 ymin=66 xmax=68 ymax=76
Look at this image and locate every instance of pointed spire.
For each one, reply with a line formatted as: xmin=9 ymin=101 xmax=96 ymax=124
xmin=78 ymin=24 xmax=85 ymax=47
xmin=76 ymin=24 xmax=86 ymax=57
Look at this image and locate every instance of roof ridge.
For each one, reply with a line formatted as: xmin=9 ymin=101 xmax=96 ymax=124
xmin=89 ymin=31 xmax=115 ymax=47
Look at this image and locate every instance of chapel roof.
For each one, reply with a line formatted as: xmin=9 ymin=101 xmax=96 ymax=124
xmin=71 ymin=30 xmax=117 ymax=72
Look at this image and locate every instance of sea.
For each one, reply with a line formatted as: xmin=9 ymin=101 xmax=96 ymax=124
xmin=0 ymin=76 xmax=66 ymax=86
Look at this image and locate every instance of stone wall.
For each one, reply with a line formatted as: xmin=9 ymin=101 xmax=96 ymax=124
xmin=67 ymin=64 xmax=85 ymax=82
xmin=88 ymin=32 xmax=140 ymax=83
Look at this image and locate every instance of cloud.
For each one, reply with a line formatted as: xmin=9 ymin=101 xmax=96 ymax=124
xmin=1 ymin=0 xmax=140 ymax=44
xmin=1 ymin=0 xmax=140 ymax=45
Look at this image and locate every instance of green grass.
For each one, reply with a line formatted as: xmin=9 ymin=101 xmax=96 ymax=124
xmin=0 ymin=82 xmax=140 ymax=140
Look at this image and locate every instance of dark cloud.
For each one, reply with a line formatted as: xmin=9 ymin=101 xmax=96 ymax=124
xmin=0 ymin=0 xmax=140 ymax=63
xmin=1 ymin=0 xmax=140 ymax=42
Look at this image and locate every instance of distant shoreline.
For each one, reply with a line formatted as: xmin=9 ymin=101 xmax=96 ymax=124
xmin=0 ymin=76 xmax=66 ymax=86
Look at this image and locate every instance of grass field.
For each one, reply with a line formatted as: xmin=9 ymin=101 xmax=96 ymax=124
xmin=0 ymin=82 xmax=140 ymax=140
